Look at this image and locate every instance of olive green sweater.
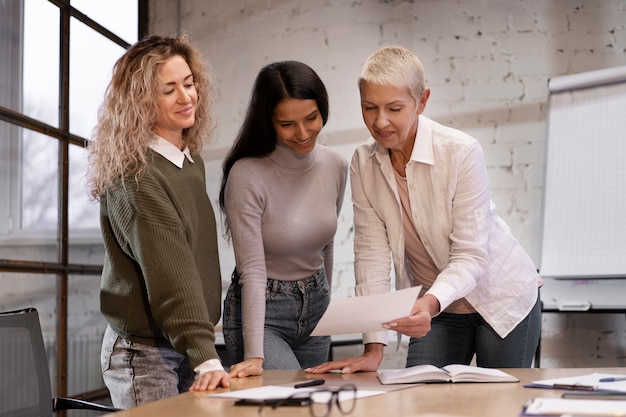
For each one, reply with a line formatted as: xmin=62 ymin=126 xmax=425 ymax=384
xmin=100 ymin=150 xmax=222 ymax=369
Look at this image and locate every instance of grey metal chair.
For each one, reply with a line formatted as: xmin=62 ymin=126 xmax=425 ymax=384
xmin=0 ymin=308 xmax=118 ymax=416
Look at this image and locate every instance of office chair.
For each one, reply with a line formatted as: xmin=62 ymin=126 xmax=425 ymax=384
xmin=0 ymin=308 xmax=119 ymax=417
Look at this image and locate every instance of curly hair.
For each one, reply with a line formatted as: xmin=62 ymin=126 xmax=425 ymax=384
xmin=87 ymin=34 xmax=214 ymax=200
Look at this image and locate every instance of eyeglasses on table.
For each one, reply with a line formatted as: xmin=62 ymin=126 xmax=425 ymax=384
xmin=260 ymin=383 xmax=357 ymax=416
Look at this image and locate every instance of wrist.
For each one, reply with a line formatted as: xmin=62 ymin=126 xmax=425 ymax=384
xmin=364 ymin=342 xmax=385 ymax=357
xmin=422 ymin=294 xmax=441 ymax=317
xmin=193 ymin=358 xmax=224 ymax=376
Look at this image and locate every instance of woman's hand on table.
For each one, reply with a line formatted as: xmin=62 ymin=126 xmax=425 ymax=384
xmin=190 ymin=369 xmax=230 ymax=391
xmin=228 ymin=357 xmax=264 ymax=378
xmin=305 ymin=343 xmax=384 ymax=374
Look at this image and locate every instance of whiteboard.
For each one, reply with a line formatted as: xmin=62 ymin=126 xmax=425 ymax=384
xmin=539 ymin=66 xmax=626 ymax=278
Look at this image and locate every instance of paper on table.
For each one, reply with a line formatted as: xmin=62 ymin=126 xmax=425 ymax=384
xmin=523 ymin=397 xmax=626 ymax=415
xmin=525 ymin=373 xmax=626 ymax=392
xmin=311 ymin=286 xmax=421 ymax=336
xmin=206 ymin=385 xmax=384 ymax=401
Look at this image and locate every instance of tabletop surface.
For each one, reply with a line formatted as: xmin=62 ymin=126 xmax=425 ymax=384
xmin=107 ymin=367 xmax=626 ymax=417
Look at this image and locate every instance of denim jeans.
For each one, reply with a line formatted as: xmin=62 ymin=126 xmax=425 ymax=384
xmin=406 ymin=291 xmax=542 ymax=368
xmin=100 ymin=325 xmax=194 ymax=409
xmin=223 ymin=269 xmax=331 ymax=369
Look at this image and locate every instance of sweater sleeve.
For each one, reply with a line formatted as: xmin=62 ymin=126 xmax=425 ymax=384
xmin=224 ymin=162 xmax=268 ymax=360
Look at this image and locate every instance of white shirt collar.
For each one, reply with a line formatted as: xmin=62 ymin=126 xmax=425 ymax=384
xmin=148 ymin=135 xmax=194 ymax=168
xmin=410 ymin=114 xmax=435 ymax=166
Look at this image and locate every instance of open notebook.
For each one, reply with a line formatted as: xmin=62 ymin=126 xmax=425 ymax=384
xmin=378 ymin=364 xmax=518 ymax=385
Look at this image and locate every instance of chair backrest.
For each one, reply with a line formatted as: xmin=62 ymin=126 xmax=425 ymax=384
xmin=0 ymin=308 xmax=53 ymax=417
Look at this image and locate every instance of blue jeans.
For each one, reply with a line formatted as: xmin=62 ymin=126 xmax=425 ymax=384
xmin=223 ymin=269 xmax=331 ymax=369
xmin=100 ymin=325 xmax=194 ymax=408
xmin=406 ymin=291 xmax=541 ymax=368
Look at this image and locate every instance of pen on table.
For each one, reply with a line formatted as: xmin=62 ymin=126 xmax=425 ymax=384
xmin=563 ymin=391 xmax=626 ymax=400
xmin=599 ymin=377 xmax=626 ymax=382
xmin=294 ymin=379 xmax=325 ymax=388
xmin=560 ymin=415 xmax=614 ymax=417
xmin=552 ymin=383 xmax=597 ymax=391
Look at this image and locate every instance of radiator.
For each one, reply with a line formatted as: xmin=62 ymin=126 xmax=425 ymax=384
xmin=43 ymin=333 xmax=105 ymax=396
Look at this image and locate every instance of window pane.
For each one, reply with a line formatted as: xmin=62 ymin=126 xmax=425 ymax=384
xmin=0 ymin=121 xmax=18 ymax=236
xmin=68 ymin=144 xmax=100 ymax=234
xmin=0 ymin=273 xmax=58 ymax=321
xmin=0 ymin=273 xmax=58 ymax=397
xmin=69 ymin=18 xmax=127 ymax=138
xmin=0 ymin=1 xmax=22 ymax=111
xmin=71 ymin=0 xmax=139 ymax=43
xmin=70 ymin=0 xmax=138 ymax=44
xmin=23 ymin=0 xmax=59 ymax=127
xmin=21 ymin=130 xmax=58 ymax=234
xmin=66 ymin=272 xmax=106 ymax=396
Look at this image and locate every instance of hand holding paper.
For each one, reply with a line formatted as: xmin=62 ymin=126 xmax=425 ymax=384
xmin=311 ymin=286 xmax=421 ymax=336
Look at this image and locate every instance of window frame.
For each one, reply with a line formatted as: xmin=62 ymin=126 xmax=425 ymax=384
xmin=0 ymin=0 xmax=149 ymax=401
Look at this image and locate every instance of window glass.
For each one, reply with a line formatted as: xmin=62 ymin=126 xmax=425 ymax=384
xmin=69 ymin=17 xmax=127 ymax=138
xmin=0 ymin=272 xmax=58 ymax=392
xmin=0 ymin=1 xmax=22 ymax=111
xmin=66 ymin=272 xmax=107 ymax=395
xmin=0 ymin=273 xmax=58 ymax=325
xmin=67 ymin=19 xmax=129 ymax=237
xmin=23 ymin=0 xmax=59 ymax=127
xmin=0 ymin=121 xmax=17 ymax=236
xmin=20 ymin=130 xmax=59 ymax=236
xmin=68 ymin=144 xmax=100 ymax=234
xmin=19 ymin=135 xmax=101 ymax=237
xmin=70 ymin=0 xmax=138 ymax=44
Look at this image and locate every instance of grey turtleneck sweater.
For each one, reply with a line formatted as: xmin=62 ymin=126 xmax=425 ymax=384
xmin=224 ymin=141 xmax=348 ymax=359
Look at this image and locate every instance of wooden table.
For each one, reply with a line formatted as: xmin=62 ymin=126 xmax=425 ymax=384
xmin=108 ymin=367 xmax=626 ymax=417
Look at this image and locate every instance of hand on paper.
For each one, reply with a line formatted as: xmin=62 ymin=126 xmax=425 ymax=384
xmin=305 ymin=343 xmax=384 ymax=374
xmin=382 ymin=294 xmax=439 ymax=338
xmin=228 ymin=357 xmax=264 ymax=378
xmin=190 ymin=369 xmax=230 ymax=391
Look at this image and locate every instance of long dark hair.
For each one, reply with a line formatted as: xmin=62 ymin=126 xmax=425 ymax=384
xmin=218 ymin=60 xmax=329 ymax=233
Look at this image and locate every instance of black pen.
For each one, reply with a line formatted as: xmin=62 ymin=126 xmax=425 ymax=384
xmin=234 ymin=398 xmax=311 ymax=406
xmin=553 ymin=383 xmax=597 ymax=391
xmin=294 ymin=379 xmax=325 ymax=388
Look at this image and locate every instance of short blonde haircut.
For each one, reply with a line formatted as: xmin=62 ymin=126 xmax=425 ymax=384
xmin=358 ymin=45 xmax=426 ymax=102
xmin=88 ymin=34 xmax=214 ymax=200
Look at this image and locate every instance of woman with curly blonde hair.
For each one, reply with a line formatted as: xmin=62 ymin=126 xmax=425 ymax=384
xmin=87 ymin=35 xmax=229 ymax=408
xmin=89 ymin=35 xmax=213 ymax=199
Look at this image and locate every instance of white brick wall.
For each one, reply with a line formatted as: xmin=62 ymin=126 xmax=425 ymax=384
xmin=147 ymin=0 xmax=626 ymax=368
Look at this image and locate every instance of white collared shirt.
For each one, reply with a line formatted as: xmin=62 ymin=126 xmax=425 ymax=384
xmin=351 ymin=115 xmax=540 ymax=344
xmin=149 ymin=135 xmax=194 ymax=168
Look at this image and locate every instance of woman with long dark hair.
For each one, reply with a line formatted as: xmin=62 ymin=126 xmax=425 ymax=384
xmin=219 ymin=61 xmax=348 ymax=378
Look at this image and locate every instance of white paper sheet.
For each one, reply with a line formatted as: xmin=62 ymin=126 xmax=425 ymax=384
xmin=311 ymin=286 xmax=421 ymax=336
xmin=528 ymin=372 xmax=626 ymax=392
xmin=207 ymin=385 xmax=384 ymax=401
xmin=524 ymin=397 xmax=626 ymax=415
